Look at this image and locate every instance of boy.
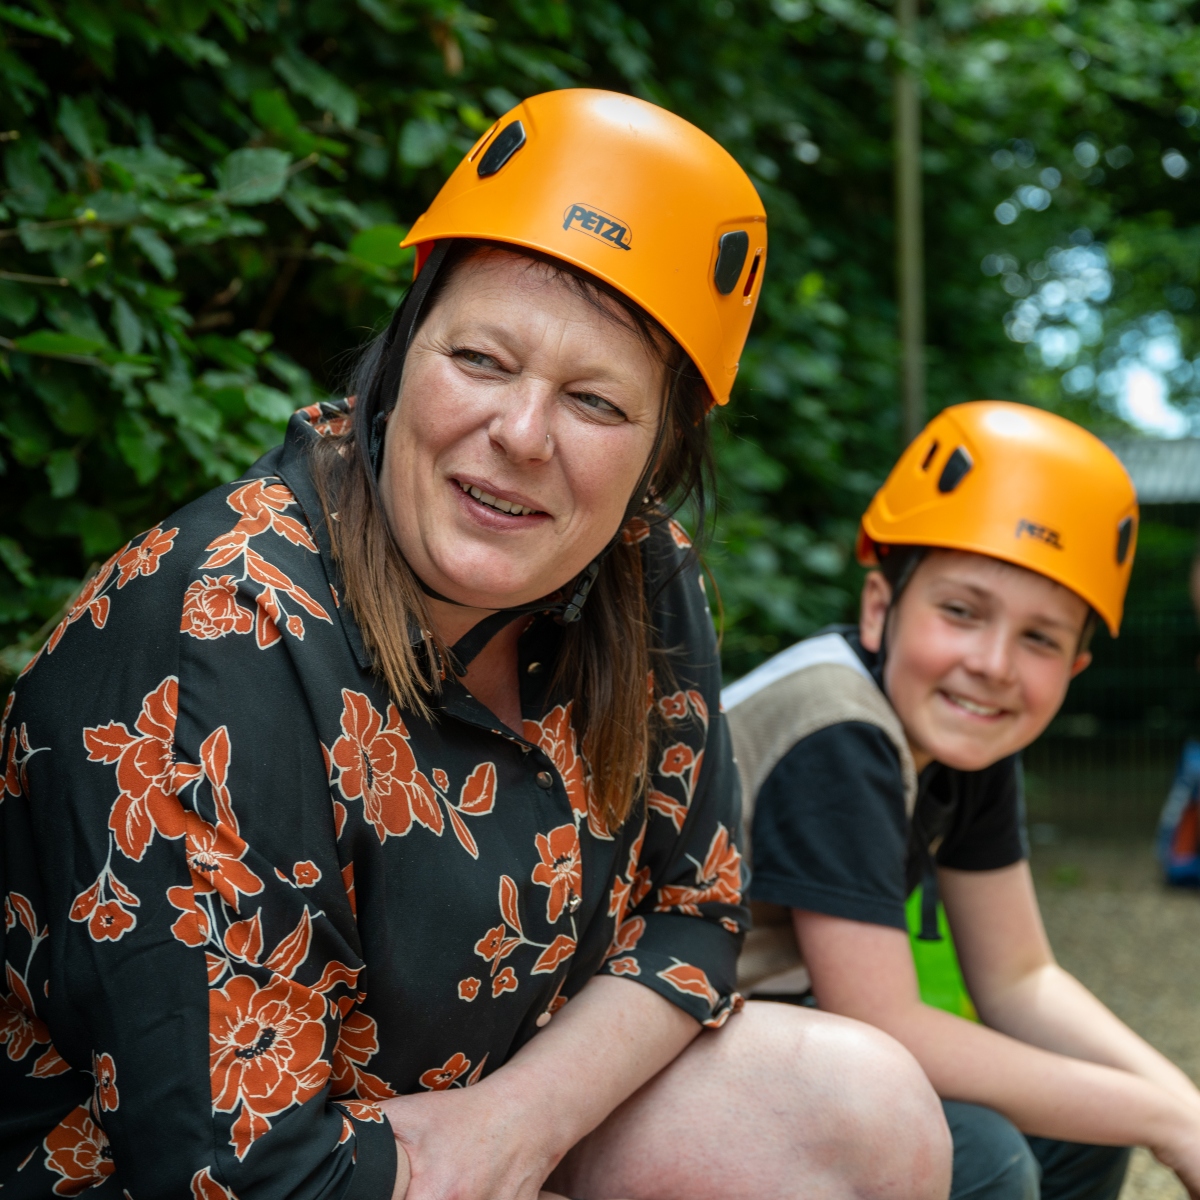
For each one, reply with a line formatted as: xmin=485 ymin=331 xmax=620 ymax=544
xmin=727 ymin=402 xmax=1200 ymax=1200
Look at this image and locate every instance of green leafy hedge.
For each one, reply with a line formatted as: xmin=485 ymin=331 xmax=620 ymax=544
xmin=2 ymin=0 xmax=1198 ymax=683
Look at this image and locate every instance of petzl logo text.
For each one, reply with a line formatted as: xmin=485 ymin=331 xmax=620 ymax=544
xmin=1015 ymin=519 xmax=1063 ymax=549
xmin=562 ymin=204 xmax=632 ymax=250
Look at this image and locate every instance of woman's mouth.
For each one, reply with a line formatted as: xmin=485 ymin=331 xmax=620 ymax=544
xmin=454 ymin=479 xmax=545 ymax=520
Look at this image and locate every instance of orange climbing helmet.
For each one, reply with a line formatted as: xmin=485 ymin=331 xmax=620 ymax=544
xmin=401 ymin=88 xmax=767 ymax=407
xmin=856 ymin=401 xmax=1139 ymax=636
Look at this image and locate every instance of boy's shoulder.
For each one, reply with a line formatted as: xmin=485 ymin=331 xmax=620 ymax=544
xmin=722 ymin=628 xmax=918 ymax=826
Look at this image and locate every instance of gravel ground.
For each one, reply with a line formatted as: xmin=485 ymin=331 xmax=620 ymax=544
xmin=1031 ymin=838 xmax=1200 ymax=1200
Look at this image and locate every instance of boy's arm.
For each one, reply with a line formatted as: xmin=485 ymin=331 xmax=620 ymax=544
xmin=940 ymin=861 xmax=1200 ymax=1105
xmin=793 ymin=900 xmax=1200 ymax=1192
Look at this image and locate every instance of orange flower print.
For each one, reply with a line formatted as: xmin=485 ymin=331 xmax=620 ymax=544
xmin=293 ymin=860 xmax=321 ymax=888
xmin=659 ymin=742 xmax=696 ymax=778
xmin=492 ymin=966 xmax=518 ymax=998
xmin=608 ymin=956 xmax=640 ymax=976
xmin=94 ymin=1051 xmax=118 ymax=1111
xmin=43 ymin=525 xmax=176 ymax=659
xmin=4 ymin=719 xmax=46 ymax=799
xmin=419 ymin=1052 xmax=471 ymax=1091
xmin=622 ymin=516 xmax=651 ymax=544
xmin=657 ymin=961 xmax=719 ymax=1007
xmin=45 ymin=554 xmax=117 ymax=656
xmin=90 ymin=901 xmax=135 ymax=942
xmin=659 ymin=691 xmax=689 ymax=720
xmin=300 ymin=399 xmax=352 ymax=440
xmin=191 ymin=1166 xmax=238 ymax=1200
xmin=42 ymin=1105 xmax=115 ymax=1196
xmin=531 ymin=823 xmax=583 ymax=924
xmin=83 ymin=676 xmax=187 ymax=861
xmin=167 ymin=885 xmax=212 ymax=948
xmin=458 ymin=978 xmax=481 ymax=1001
xmin=655 ymin=824 xmax=743 ymax=916
xmin=667 ymin=518 xmax=692 ymax=548
xmin=184 ymin=812 xmax=263 ymax=910
xmin=209 ymin=974 xmax=331 ymax=1159
xmin=181 ymin=576 xmax=254 ymax=640
xmin=523 ymin=703 xmax=608 ymax=839
xmin=115 ymin=524 xmax=178 ymax=587
xmin=473 ymin=924 xmax=520 ymax=974
xmin=329 ymin=690 xmax=442 ymax=843
xmin=331 ymin=1009 xmax=397 ymax=1102
xmin=2 ymin=962 xmax=67 ymax=1077
xmin=433 ymin=768 xmax=450 ymax=791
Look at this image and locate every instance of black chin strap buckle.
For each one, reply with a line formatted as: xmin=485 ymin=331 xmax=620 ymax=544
xmin=559 ymin=560 xmax=600 ymax=624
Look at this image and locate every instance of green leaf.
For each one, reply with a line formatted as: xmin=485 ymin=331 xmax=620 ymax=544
xmin=348 ymin=223 xmax=409 ymax=267
xmin=75 ymin=508 xmax=123 ymax=558
xmin=245 ymin=383 xmax=294 ymax=423
xmin=45 ymin=448 xmax=80 ymax=498
xmin=398 ymin=118 xmax=447 ymax=168
xmin=0 ymin=3 xmax=71 ymax=43
xmin=115 ymin=410 xmax=165 ymax=483
xmin=129 ymin=226 xmax=177 ymax=280
xmin=111 ymin=296 xmax=144 ymax=355
xmin=215 ymin=147 xmax=292 ymax=205
xmin=272 ymin=48 xmax=358 ymax=129
xmin=0 ymin=280 xmax=38 ymax=328
xmin=237 ymin=329 xmax=273 ymax=353
xmin=57 ymin=95 xmax=106 ymax=160
xmin=13 ymin=330 xmax=107 ymax=358
xmin=0 ymin=536 xmax=35 ymax=587
xmin=4 ymin=138 xmax=56 ymax=216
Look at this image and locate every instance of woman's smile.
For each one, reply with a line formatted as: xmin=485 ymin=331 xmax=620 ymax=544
xmin=452 ymin=475 xmax=550 ymax=524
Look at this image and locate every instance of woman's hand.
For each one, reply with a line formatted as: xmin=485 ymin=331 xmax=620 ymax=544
xmin=381 ymin=976 xmax=697 ymax=1200
xmin=382 ymin=1076 xmax=565 ymax=1200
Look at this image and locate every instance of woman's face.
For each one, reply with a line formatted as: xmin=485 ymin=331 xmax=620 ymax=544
xmin=379 ymin=251 xmax=667 ymax=612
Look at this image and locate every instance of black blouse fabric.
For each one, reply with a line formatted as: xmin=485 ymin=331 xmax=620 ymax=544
xmin=0 ymin=399 xmax=747 ymax=1199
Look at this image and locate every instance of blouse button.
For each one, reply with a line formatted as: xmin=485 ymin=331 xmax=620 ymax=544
xmin=567 ymin=893 xmax=582 ymax=914
xmin=527 ymin=661 xmax=542 ymax=674
xmin=535 ymin=1011 xmax=552 ymax=1028
xmin=536 ymin=771 xmax=553 ymax=789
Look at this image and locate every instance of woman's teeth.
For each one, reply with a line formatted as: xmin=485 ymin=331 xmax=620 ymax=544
xmin=458 ymin=480 xmax=536 ymax=516
xmin=948 ymin=693 xmax=1002 ymax=717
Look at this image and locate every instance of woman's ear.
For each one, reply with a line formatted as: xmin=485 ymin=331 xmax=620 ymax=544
xmin=859 ymin=570 xmax=892 ymax=654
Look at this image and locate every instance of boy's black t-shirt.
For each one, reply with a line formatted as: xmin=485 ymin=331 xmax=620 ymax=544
xmin=748 ymin=628 xmax=1028 ymax=931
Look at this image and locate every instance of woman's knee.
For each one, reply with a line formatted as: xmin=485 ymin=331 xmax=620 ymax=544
xmin=729 ymin=1002 xmax=953 ymax=1199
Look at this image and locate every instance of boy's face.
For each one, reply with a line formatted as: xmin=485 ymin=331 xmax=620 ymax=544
xmin=859 ymin=550 xmax=1092 ymax=772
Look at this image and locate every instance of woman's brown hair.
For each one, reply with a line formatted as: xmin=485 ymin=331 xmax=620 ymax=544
xmin=310 ymin=241 xmax=714 ymax=830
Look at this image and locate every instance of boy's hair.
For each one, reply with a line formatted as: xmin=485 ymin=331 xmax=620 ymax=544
xmin=875 ymin=543 xmax=1098 ymax=655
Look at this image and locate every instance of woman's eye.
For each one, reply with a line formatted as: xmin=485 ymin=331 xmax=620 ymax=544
xmin=571 ymin=391 xmax=624 ymax=418
xmin=453 ymin=348 xmax=498 ymax=369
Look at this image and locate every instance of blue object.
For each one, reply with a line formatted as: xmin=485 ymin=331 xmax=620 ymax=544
xmin=1157 ymin=738 xmax=1200 ymax=886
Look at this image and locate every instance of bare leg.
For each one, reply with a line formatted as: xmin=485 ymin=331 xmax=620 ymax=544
xmin=547 ymin=1000 xmax=951 ymax=1200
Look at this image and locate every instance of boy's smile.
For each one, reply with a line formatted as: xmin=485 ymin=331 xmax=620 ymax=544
xmin=860 ymin=550 xmax=1093 ymax=773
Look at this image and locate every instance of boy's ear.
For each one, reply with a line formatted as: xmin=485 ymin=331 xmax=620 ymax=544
xmin=859 ymin=570 xmax=892 ymax=654
xmin=1070 ymin=650 xmax=1092 ymax=679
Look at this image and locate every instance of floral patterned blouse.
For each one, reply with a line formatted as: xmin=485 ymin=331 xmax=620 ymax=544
xmin=0 ymin=398 xmax=747 ymax=1200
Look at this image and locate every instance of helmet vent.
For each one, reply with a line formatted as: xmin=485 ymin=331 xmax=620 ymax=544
xmin=713 ymin=231 xmax=749 ymax=294
xmin=742 ymin=247 xmax=763 ymax=298
xmin=1116 ymin=516 xmax=1135 ymax=565
xmin=477 ymin=121 xmax=527 ymax=178
xmin=937 ymin=446 xmax=973 ymax=494
xmin=920 ymin=439 xmax=940 ymax=471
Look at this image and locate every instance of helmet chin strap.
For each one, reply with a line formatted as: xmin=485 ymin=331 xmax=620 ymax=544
xmin=366 ymin=240 xmax=673 ymax=674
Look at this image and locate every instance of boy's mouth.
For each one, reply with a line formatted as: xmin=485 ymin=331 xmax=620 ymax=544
xmin=940 ymin=690 xmax=1005 ymax=719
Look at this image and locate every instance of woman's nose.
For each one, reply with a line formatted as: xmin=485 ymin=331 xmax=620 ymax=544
xmin=487 ymin=383 xmax=555 ymax=463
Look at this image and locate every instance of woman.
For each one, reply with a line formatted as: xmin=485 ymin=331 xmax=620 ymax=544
xmin=0 ymin=90 xmax=949 ymax=1200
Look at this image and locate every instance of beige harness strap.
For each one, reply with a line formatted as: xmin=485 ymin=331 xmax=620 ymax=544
xmin=723 ymin=636 xmax=916 ymax=993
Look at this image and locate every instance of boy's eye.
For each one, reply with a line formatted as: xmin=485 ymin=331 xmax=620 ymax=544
xmin=940 ymin=601 xmax=974 ymax=620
